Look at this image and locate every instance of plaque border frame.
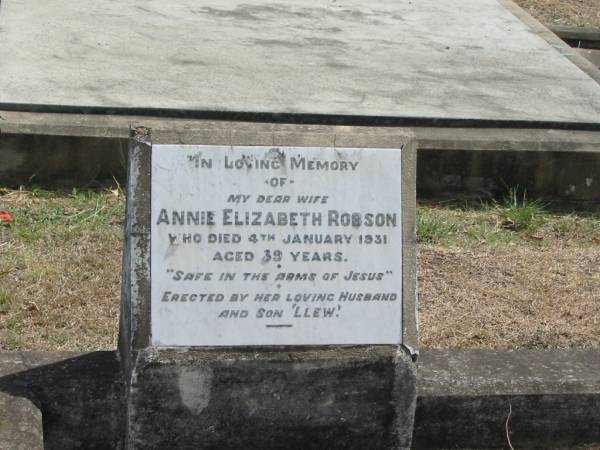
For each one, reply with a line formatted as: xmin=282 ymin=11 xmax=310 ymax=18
xmin=120 ymin=126 xmax=417 ymax=358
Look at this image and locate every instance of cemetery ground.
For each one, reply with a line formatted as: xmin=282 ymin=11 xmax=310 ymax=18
xmin=515 ymin=0 xmax=600 ymax=27
xmin=0 ymin=186 xmax=598 ymax=352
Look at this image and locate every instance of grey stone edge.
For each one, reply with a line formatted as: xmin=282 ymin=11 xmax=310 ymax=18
xmin=0 ymin=392 xmax=43 ymax=450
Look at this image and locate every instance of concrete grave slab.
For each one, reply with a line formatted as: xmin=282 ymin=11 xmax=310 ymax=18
xmin=0 ymin=352 xmax=124 ymax=450
xmin=414 ymin=349 xmax=600 ymax=448
xmin=578 ymin=49 xmax=600 ymax=70
xmin=1 ymin=0 xmax=600 ymax=126
xmin=0 ymin=393 xmax=43 ymax=450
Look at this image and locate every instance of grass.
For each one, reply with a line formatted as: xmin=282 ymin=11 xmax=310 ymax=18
xmin=417 ymin=192 xmax=600 ymax=350
xmin=7 ymin=187 xmax=123 ymax=242
xmin=1 ymin=186 xmax=599 ymax=351
xmin=417 ymin=189 xmax=600 ymax=248
xmin=417 ymin=209 xmax=458 ymax=244
xmin=0 ymin=289 xmax=12 ymax=315
xmin=498 ymin=187 xmax=546 ymax=232
xmin=0 ymin=186 xmax=124 ymax=351
xmin=514 ymin=0 xmax=600 ymax=28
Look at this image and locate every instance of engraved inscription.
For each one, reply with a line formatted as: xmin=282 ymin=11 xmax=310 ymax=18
xmin=151 ymin=145 xmax=403 ymax=346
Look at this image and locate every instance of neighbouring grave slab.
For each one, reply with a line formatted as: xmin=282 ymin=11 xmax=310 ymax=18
xmin=1 ymin=0 xmax=600 ymax=126
xmin=0 ymin=352 xmax=124 ymax=450
xmin=414 ymin=349 xmax=600 ymax=448
xmin=120 ymin=127 xmax=417 ymax=449
xmin=0 ymin=393 xmax=43 ymax=450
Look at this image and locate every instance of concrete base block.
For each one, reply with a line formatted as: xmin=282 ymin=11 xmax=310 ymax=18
xmin=414 ymin=349 xmax=600 ymax=449
xmin=127 ymin=346 xmax=417 ymax=449
xmin=0 ymin=393 xmax=43 ymax=450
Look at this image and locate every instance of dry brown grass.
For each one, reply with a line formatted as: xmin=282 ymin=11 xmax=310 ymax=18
xmin=419 ymin=244 xmax=600 ymax=349
xmin=0 ymin=188 xmax=123 ymax=351
xmin=1 ymin=189 xmax=599 ymax=351
xmin=418 ymin=201 xmax=600 ymax=349
xmin=514 ymin=0 xmax=600 ymax=28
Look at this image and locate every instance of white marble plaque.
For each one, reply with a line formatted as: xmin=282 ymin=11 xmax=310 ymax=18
xmin=151 ymin=145 xmax=403 ymax=346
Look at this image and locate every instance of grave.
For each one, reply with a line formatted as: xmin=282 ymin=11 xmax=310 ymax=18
xmin=0 ymin=1 xmax=599 ymax=448
xmin=120 ymin=127 xmax=418 ymax=448
xmin=1 ymin=0 xmax=600 ymax=201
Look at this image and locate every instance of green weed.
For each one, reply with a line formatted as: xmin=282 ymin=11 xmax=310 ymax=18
xmin=5 ymin=189 xmax=124 ymax=243
xmin=465 ymin=218 xmax=514 ymax=245
xmin=0 ymin=289 xmax=12 ymax=314
xmin=498 ymin=187 xmax=546 ymax=232
xmin=417 ymin=210 xmax=458 ymax=244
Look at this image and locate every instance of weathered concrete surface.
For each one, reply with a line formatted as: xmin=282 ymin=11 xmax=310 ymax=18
xmin=0 ymin=392 xmax=43 ymax=450
xmin=414 ymin=349 xmax=600 ymax=449
xmin=552 ymin=26 xmax=600 ymax=50
xmin=418 ymin=149 xmax=600 ymax=202
xmin=0 ymin=133 xmax=127 ymax=187
xmin=1 ymin=0 xmax=600 ymax=126
xmin=0 ymin=350 xmax=598 ymax=448
xmin=0 ymin=352 xmax=124 ymax=450
xmin=3 ymin=111 xmax=600 ymax=148
xmin=578 ymin=49 xmax=600 ymax=70
xmin=2 ymin=113 xmax=599 ymax=203
xmin=500 ymin=0 xmax=600 ymax=87
xmin=129 ymin=347 xmax=416 ymax=449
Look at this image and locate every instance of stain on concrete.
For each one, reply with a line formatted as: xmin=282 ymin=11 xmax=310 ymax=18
xmin=304 ymin=37 xmax=348 ymax=48
xmin=170 ymin=58 xmax=207 ymax=67
xmin=250 ymin=38 xmax=303 ymax=48
xmin=178 ymin=366 xmax=213 ymax=414
xmin=324 ymin=59 xmax=354 ymax=70
xmin=0 ymin=146 xmax=26 ymax=171
xmin=193 ymin=6 xmax=261 ymax=21
xmin=267 ymin=147 xmax=286 ymax=166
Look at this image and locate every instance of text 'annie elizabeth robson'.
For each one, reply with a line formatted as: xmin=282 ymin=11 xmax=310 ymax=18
xmin=156 ymin=209 xmax=398 ymax=227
